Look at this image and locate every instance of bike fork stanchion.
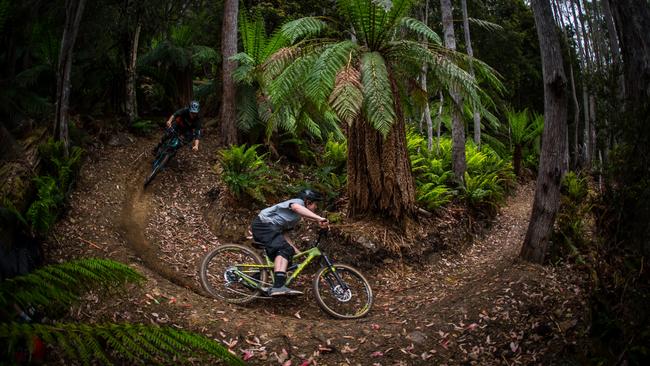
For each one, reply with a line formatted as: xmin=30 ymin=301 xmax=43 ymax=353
xmin=321 ymin=255 xmax=349 ymax=290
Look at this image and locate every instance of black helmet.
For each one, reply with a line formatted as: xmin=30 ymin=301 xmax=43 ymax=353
xmin=189 ymin=100 xmax=200 ymax=113
xmin=298 ymin=189 xmax=324 ymax=202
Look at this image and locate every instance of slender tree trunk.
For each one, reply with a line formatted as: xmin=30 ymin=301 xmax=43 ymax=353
xmin=601 ymin=0 xmax=621 ymax=65
xmin=218 ymin=0 xmax=239 ymax=146
xmin=436 ymin=91 xmax=443 ymax=155
xmin=125 ymin=23 xmax=141 ymax=125
xmin=420 ymin=0 xmax=434 ymax=151
xmin=54 ymin=0 xmax=86 ymax=157
xmin=440 ymin=0 xmax=466 ymax=182
xmin=461 ymin=0 xmax=481 ymax=149
xmin=521 ymin=0 xmax=568 ymax=264
xmin=553 ymin=0 xmax=581 ymax=169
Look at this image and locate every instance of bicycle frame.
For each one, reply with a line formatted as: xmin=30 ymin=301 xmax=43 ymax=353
xmin=233 ymin=231 xmax=339 ymax=290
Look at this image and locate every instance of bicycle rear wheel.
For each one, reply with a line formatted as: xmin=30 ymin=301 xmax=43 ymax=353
xmin=144 ymin=153 xmax=170 ymax=187
xmin=200 ymin=244 xmax=269 ymax=304
xmin=313 ymin=264 xmax=373 ymax=319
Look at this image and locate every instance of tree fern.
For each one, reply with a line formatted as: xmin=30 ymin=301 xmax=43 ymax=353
xmin=0 ymin=323 xmax=244 ymax=366
xmin=304 ymin=40 xmax=358 ymax=104
xmin=330 ymin=65 xmax=364 ymax=125
xmin=0 ymin=259 xmax=144 ymax=313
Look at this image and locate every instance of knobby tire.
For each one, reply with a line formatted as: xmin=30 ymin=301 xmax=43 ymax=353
xmin=200 ymin=244 xmax=268 ymax=304
xmin=313 ymin=263 xmax=373 ymax=319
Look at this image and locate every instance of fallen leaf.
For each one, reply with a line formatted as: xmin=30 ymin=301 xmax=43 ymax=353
xmin=371 ymin=351 xmax=383 ymax=357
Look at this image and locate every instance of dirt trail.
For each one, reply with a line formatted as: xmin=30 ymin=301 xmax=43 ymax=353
xmin=48 ymin=136 xmax=587 ymax=365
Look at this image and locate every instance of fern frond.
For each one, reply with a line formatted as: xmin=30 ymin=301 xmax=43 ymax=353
xmin=281 ymin=17 xmax=328 ymax=43
xmin=305 ymin=40 xmax=358 ymax=104
xmin=0 ymin=258 xmax=144 ymax=312
xmin=330 ymin=65 xmax=363 ymax=125
xmin=468 ymin=17 xmax=504 ymax=32
xmin=361 ymin=52 xmax=395 ymax=136
xmin=0 ymin=322 xmax=245 ymax=365
xmin=268 ymin=53 xmax=317 ymax=106
xmin=399 ymin=17 xmax=441 ymax=45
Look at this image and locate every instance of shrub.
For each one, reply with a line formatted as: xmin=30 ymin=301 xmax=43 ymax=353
xmin=130 ymin=119 xmax=156 ymax=135
xmin=218 ymin=144 xmax=270 ymax=202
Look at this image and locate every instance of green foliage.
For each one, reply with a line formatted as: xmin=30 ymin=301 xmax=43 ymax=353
xmin=407 ymin=131 xmax=513 ymax=212
xmin=218 ymin=144 xmax=271 ymax=202
xmin=0 ymin=258 xmax=144 ymax=313
xmin=322 ymin=138 xmax=347 ymax=174
xmin=26 ymin=176 xmax=63 ymax=234
xmin=130 ymin=119 xmax=156 ymax=135
xmin=23 ymin=139 xmax=84 ymax=234
xmin=550 ymin=172 xmax=591 ymax=263
xmin=0 ymin=258 xmax=243 ymax=365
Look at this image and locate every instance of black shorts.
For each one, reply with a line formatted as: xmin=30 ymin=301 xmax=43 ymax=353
xmin=251 ymin=217 xmax=295 ymax=261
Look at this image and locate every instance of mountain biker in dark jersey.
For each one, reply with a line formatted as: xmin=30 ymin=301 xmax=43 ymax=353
xmin=153 ymin=100 xmax=202 ymax=154
xmin=251 ymin=189 xmax=329 ymax=296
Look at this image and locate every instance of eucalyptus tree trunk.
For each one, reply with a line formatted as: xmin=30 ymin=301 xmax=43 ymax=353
xmin=436 ymin=91 xmax=443 ymax=155
xmin=54 ymin=0 xmax=86 ymax=157
xmin=553 ymin=0 xmax=581 ymax=169
xmin=569 ymin=0 xmax=590 ymax=167
xmin=574 ymin=0 xmax=595 ymax=168
xmin=125 ymin=23 xmax=141 ymax=125
xmin=420 ymin=0 xmax=434 ymax=151
xmin=461 ymin=0 xmax=481 ymax=149
xmin=218 ymin=0 xmax=239 ymax=146
xmin=440 ymin=0 xmax=466 ymax=182
xmin=521 ymin=0 xmax=568 ymax=264
xmin=601 ymin=0 xmax=621 ymax=66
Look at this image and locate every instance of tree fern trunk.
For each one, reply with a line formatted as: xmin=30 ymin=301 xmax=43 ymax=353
xmin=347 ymin=74 xmax=415 ymax=224
xmin=347 ymin=114 xmax=416 ymax=224
xmin=521 ymin=0 xmax=568 ymax=264
xmin=218 ymin=0 xmax=239 ymax=146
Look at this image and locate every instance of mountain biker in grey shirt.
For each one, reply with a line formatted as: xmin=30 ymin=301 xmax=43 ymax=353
xmin=251 ymin=189 xmax=329 ymax=296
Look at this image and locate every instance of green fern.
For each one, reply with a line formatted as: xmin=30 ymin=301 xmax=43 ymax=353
xmin=0 ymin=258 xmax=144 ymax=312
xmin=218 ymin=144 xmax=270 ymax=202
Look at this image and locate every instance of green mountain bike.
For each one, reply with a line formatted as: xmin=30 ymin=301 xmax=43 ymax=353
xmin=199 ymin=230 xmax=373 ymax=319
xmin=144 ymin=128 xmax=183 ymax=187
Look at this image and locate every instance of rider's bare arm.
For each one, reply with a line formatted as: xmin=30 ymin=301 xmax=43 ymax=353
xmin=166 ymin=115 xmax=173 ymax=128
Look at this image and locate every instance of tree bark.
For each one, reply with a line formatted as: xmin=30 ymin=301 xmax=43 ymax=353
xmin=347 ymin=114 xmax=416 ymax=223
xmin=54 ymin=0 xmax=86 ymax=157
xmin=521 ymin=0 xmax=568 ymax=264
xmin=218 ymin=0 xmax=239 ymax=146
xmin=125 ymin=23 xmax=141 ymax=125
xmin=440 ymin=0 xmax=466 ymax=182
xmin=420 ymin=0 xmax=434 ymax=152
xmin=461 ymin=0 xmax=481 ymax=150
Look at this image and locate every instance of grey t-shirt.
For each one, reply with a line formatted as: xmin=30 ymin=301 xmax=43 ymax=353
xmin=258 ymin=198 xmax=305 ymax=230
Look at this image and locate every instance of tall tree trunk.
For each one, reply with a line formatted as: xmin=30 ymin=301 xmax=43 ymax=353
xmin=420 ymin=0 xmax=434 ymax=151
xmin=601 ymin=0 xmax=621 ymax=65
xmin=521 ymin=0 xmax=568 ymax=264
xmin=553 ymin=0 xmax=581 ymax=169
xmin=461 ymin=0 xmax=481 ymax=149
xmin=440 ymin=0 xmax=466 ymax=182
xmin=436 ymin=91 xmax=443 ymax=155
xmin=218 ymin=0 xmax=239 ymax=146
xmin=54 ymin=0 xmax=86 ymax=157
xmin=125 ymin=23 xmax=141 ymax=125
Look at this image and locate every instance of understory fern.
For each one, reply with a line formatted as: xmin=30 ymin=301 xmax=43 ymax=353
xmin=1 ymin=323 xmax=244 ymax=366
xmin=0 ymin=258 xmax=243 ymax=365
xmin=0 ymin=258 xmax=144 ymax=313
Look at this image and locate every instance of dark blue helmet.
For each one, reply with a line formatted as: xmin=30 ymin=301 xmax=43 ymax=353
xmin=298 ymin=189 xmax=324 ymax=202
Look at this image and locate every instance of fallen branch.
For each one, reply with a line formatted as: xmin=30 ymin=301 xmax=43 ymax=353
xmin=78 ymin=236 xmax=102 ymax=249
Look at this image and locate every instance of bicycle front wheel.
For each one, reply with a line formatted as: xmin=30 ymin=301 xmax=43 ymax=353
xmin=313 ymin=264 xmax=373 ymax=319
xmin=144 ymin=153 xmax=170 ymax=187
xmin=200 ymin=244 xmax=269 ymax=304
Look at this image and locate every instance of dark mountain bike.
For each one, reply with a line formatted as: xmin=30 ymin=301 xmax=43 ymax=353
xmin=144 ymin=128 xmax=184 ymax=187
xmin=199 ymin=229 xmax=373 ymax=319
